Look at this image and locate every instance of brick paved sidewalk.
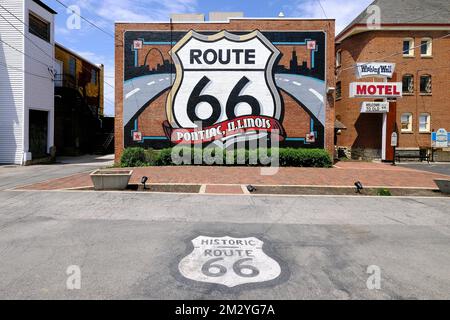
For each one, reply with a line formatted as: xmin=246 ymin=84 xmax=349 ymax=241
xmin=13 ymin=161 xmax=449 ymax=192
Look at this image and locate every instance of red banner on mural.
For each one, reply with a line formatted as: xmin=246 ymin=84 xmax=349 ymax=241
xmin=163 ymin=116 xmax=286 ymax=145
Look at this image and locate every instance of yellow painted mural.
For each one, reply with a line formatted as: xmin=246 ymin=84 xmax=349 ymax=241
xmin=55 ymin=43 xmax=104 ymax=116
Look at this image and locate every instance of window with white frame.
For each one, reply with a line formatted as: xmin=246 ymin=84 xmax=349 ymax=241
xmin=29 ymin=12 xmax=50 ymax=43
xmin=401 ymin=113 xmax=413 ymax=132
xmin=403 ymin=38 xmax=414 ymax=57
xmin=419 ymin=113 xmax=431 ymax=132
xmin=402 ymin=74 xmax=414 ymax=94
xmin=336 ymin=50 xmax=342 ymax=67
xmin=420 ymin=75 xmax=432 ymax=94
xmin=420 ymin=38 xmax=432 ymax=57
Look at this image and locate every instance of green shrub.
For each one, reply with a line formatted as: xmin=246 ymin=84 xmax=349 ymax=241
xmin=153 ymin=148 xmax=173 ymax=166
xmin=377 ymin=188 xmax=392 ymax=196
xmin=120 ymin=147 xmax=147 ymax=167
xmin=120 ymin=147 xmax=332 ymax=168
xmin=279 ymin=148 xmax=332 ymax=167
xmin=144 ymin=149 xmax=159 ymax=166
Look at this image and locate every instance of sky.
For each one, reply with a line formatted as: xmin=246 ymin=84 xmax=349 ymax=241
xmin=42 ymin=0 xmax=374 ymax=116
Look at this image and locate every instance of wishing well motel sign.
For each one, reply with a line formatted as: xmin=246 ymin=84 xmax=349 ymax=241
xmin=350 ymin=62 xmax=401 ymax=100
xmin=350 ymin=62 xmax=400 ymax=99
xmin=350 ymin=82 xmax=402 ymax=98
xmin=355 ymin=62 xmax=395 ymax=79
xmin=350 ymin=62 xmax=401 ymax=161
xmin=351 ymin=62 xmax=400 ymax=98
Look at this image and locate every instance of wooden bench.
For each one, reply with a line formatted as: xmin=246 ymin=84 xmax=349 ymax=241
xmin=395 ymin=149 xmax=430 ymax=163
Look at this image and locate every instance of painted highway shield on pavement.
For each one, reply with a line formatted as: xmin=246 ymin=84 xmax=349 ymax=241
xmin=178 ymin=236 xmax=281 ymax=288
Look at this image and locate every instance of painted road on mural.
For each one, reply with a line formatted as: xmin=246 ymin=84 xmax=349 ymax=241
xmin=123 ymin=73 xmax=325 ymax=128
xmin=275 ymin=74 xmax=326 ymax=126
xmin=123 ymin=73 xmax=174 ymax=127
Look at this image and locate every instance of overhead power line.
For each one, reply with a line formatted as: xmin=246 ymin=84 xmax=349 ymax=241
xmin=53 ymin=0 xmax=116 ymax=40
xmin=0 ymin=60 xmax=53 ymax=80
xmin=339 ymin=32 xmax=450 ymax=73
xmin=0 ymin=3 xmax=115 ymax=90
xmin=315 ymin=0 xmax=328 ymax=19
xmin=0 ymin=9 xmax=56 ymax=64
xmin=337 ymin=5 xmax=450 ymax=73
xmin=0 ymin=37 xmax=53 ymax=69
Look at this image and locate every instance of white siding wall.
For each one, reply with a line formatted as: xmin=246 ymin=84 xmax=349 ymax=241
xmin=0 ymin=0 xmax=25 ymax=164
xmin=0 ymin=0 xmax=55 ymax=164
xmin=24 ymin=0 xmax=55 ymax=156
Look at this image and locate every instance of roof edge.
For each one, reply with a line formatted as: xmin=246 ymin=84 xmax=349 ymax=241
xmin=55 ymin=42 xmax=102 ymax=69
xmin=336 ymin=23 xmax=450 ymax=42
xmin=115 ymin=17 xmax=335 ymax=24
xmin=32 ymin=0 xmax=57 ymax=14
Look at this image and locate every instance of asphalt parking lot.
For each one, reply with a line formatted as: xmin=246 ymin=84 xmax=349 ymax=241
xmin=397 ymin=162 xmax=450 ymax=176
xmin=0 ymin=160 xmax=449 ymax=300
xmin=0 ymin=189 xmax=449 ymax=299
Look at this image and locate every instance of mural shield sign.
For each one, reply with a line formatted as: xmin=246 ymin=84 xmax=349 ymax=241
xmin=164 ymin=30 xmax=285 ymax=147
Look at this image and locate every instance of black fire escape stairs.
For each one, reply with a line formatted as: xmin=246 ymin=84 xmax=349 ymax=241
xmin=55 ymin=77 xmax=113 ymax=155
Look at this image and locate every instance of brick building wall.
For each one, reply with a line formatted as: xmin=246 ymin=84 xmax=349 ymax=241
xmin=335 ymin=30 xmax=450 ymax=158
xmin=115 ymin=19 xmax=335 ymax=162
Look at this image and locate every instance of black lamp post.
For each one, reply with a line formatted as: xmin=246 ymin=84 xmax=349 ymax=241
xmin=354 ymin=181 xmax=363 ymax=194
xmin=141 ymin=176 xmax=149 ymax=190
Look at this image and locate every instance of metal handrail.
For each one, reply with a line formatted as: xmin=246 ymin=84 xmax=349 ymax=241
xmin=54 ymin=73 xmax=76 ymax=88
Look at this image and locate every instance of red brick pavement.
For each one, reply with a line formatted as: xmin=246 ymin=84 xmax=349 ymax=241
xmin=205 ymin=185 xmax=245 ymax=195
xmin=14 ymin=162 xmax=449 ymax=191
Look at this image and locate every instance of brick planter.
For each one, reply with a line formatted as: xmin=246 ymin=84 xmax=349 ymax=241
xmin=90 ymin=169 xmax=133 ymax=190
xmin=434 ymin=179 xmax=450 ymax=194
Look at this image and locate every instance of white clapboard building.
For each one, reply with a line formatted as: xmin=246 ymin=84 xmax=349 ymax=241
xmin=0 ymin=0 xmax=56 ymax=164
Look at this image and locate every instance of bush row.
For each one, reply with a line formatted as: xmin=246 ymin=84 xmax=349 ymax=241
xmin=120 ymin=147 xmax=332 ymax=168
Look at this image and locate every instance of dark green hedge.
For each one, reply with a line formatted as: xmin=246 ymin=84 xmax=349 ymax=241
xmin=120 ymin=147 xmax=332 ymax=168
xmin=120 ymin=147 xmax=146 ymax=168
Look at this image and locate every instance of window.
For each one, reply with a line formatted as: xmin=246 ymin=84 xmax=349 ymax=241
xmin=336 ymin=81 xmax=342 ymax=100
xmin=336 ymin=50 xmax=341 ymax=67
xmin=420 ymin=75 xmax=432 ymax=94
xmin=402 ymin=74 xmax=414 ymax=94
xmin=401 ymin=113 xmax=413 ymax=132
xmin=69 ymin=57 xmax=76 ymax=77
xmin=420 ymin=38 xmax=432 ymax=57
xmin=29 ymin=12 xmax=50 ymax=43
xmin=55 ymin=60 xmax=63 ymax=87
xmin=419 ymin=113 xmax=431 ymax=133
xmin=403 ymin=38 xmax=414 ymax=57
xmin=91 ymin=69 xmax=97 ymax=85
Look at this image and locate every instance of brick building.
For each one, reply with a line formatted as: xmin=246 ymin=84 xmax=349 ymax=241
xmin=335 ymin=0 xmax=450 ymax=161
xmin=54 ymin=43 xmax=109 ymax=156
xmin=115 ymin=16 xmax=335 ymax=161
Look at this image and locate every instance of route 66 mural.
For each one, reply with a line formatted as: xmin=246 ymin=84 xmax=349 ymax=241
xmin=178 ymin=236 xmax=282 ymax=288
xmin=123 ymin=29 xmax=326 ymax=148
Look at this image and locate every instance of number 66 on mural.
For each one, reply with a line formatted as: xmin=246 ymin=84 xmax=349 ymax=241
xmin=165 ymin=30 xmax=285 ymax=147
xmin=123 ymin=27 xmax=326 ymax=149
